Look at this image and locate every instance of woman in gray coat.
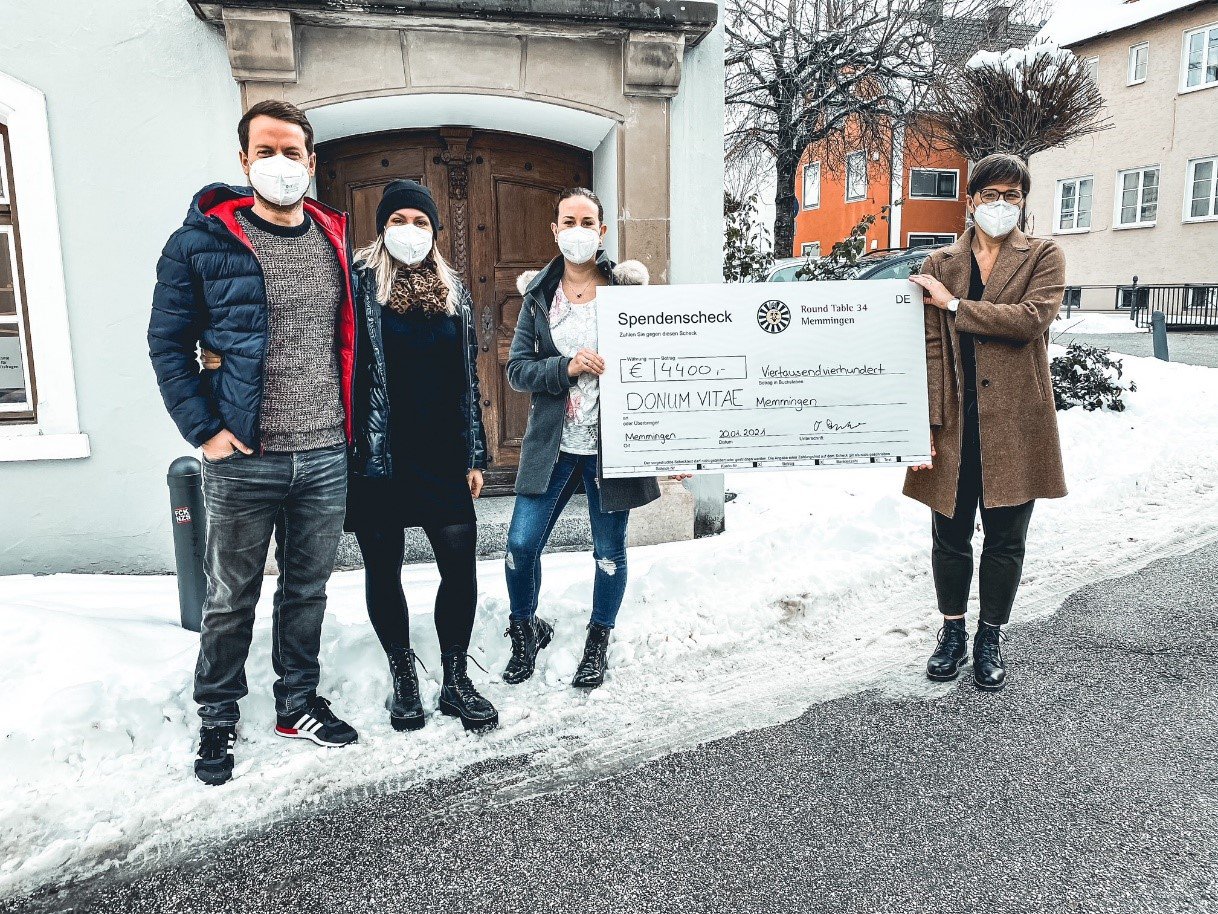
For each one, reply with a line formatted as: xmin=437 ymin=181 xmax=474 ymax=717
xmin=500 ymin=187 xmax=661 ymax=690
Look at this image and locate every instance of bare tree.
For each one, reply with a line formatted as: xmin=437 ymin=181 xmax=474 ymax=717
xmin=927 ymin=41 xmax=1113 ymax=162
xmin=726 ymin=0 xmax=991 ymax=257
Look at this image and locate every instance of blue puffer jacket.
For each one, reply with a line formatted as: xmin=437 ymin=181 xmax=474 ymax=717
xmin=148 ymin=183 xmax=357 ymax=450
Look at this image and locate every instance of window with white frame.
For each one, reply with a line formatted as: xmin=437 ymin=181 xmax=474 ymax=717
xmin=802 ymin=162 xmax=821 ymax=209
xmin=1186 ymin=156 xmax=1218 ymax=221
xmin=801 ymin=241 xmax=821 ymax=258
xmin=0 ymin=69 xmax=88 ymax=461
xmin=1083 ymin=56 xmax=1100 ymax=83
xmin=845 ymin=152 xmax=868 ymax=202
xmin=0 ymin=125 xmax=34 ymax=419
xmin=909 ymin=169 xmax=958 ymax=200
xmin=1183 ymin=22 xmax=1218 ymax=90
xmin=1128 ymin=42 xmax=1149 ymax=84
xmin=907 ymin=233 xmax=956 ymax=247
xmin=1115 ymin=166 xmax=1159 ymax=227
xmin=1055 ymin=176 xmax=1094 ymax=232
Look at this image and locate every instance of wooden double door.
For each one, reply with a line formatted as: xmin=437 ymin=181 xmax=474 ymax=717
xmin=317 ymin=128 xmax=592 ymax=493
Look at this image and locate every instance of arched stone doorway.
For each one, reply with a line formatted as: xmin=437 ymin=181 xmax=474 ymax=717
xmin=317 ymin=127 xmax=592 ymax=491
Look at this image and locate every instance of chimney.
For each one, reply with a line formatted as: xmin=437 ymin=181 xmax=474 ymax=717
xmin=987 ymin=3 xmax=1012 ymax=39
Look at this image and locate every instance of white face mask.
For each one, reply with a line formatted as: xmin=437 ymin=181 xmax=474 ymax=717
xmin=973 ymin=200 xmax=1021 ymax=239
xmin=247 ymin=154 xmax=311 ymax=207
xmin=556 ymin=227 xmax=600 ymax=264
xmin=384 ymin=224 xmax=434 ymax=266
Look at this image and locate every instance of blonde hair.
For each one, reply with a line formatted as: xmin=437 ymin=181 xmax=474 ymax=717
xmin=354 ymin=235 xmax=461 ymax=314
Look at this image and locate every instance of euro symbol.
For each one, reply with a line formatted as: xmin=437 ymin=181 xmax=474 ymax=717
xmin=629 ymin=363 xmax=644 ymax=378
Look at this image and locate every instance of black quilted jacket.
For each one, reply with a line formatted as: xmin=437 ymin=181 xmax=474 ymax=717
xmin=349 ymin=263 xmax=489 ymax=478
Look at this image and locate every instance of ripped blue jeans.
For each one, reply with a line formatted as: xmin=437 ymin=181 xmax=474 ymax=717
xmin=505 ymin=452 xmax=630 ymax=629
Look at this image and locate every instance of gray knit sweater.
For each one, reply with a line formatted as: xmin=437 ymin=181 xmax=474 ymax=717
xmin=237 ymin=210 xmax=346 ymax=452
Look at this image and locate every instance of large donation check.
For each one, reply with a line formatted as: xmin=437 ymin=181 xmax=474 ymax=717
xmin=596 ymin=280 xmax=931 ymax=478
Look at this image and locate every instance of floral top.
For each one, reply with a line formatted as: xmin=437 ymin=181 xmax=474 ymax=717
xmin=548 ymin=281 xmax=600 ymax=455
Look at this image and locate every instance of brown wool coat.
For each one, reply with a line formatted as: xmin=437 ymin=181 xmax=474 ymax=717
xmin=902 ymin=227 xmax=1068 ymax=517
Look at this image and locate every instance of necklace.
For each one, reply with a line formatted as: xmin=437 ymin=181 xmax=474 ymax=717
xmin=565 ymin=273 xmax=597 ymax=301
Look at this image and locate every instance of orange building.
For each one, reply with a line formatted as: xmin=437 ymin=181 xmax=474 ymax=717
xmin=791 ymin=3 xmax=1040 ymax=258
xmin=793 ymin=123 xmax=970 ymax=259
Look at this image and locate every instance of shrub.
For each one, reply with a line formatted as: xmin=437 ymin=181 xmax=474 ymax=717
xmin=723 ymin=192 xmax=773 ymax=282
xmin=1050 ymin=343 xmax=1136 ymax=412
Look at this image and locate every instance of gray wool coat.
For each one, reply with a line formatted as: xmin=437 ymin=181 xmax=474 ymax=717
xmin=903 ymin=228 xmax=1068 ymax=517
xmin=507 ymin=252 xmax=661 ymax=513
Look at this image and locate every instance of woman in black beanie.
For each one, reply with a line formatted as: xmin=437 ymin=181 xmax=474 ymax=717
xmin=347 ymin=179 xmax=498 ymax=733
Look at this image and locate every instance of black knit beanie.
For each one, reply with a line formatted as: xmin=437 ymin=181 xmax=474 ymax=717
xmin=375 ymin=179 xmax=442 ymax=236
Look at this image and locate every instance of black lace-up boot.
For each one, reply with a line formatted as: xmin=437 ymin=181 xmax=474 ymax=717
xmin=439 ymin=650 xmax=499 ymax=732
xmin=926 ymin=617 xmax=969 ymax=681
xmin=973 ymin=623 xmax=1007 ymax=691
xmin=386 ymin=648 xmax=426 ymax=732
xmin=571 ymin=623 xmax=612 ymax=689
xmin=195 ymin=724 xmax=236 ymax=786
xmin=502 ymin=615 xmax=554 ymax=684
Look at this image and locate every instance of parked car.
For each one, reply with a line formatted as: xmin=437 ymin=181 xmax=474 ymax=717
xmin=763 ymin=244 xmax=948 ymax=282
xmin=765 ymin=257 xmax=814 ymax=282
xmin=850 ymin=245 xmax=948 ymax=280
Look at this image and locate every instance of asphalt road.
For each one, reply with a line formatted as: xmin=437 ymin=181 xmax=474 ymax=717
xmin=10 ymin=543 xmax=1218 ymax=914
xmin=1054 ymin=329 xmax=1218 ymax=368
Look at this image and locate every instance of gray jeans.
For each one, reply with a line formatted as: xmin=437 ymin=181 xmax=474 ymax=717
xmin=196 ymin=444 xmax=347 ymax=725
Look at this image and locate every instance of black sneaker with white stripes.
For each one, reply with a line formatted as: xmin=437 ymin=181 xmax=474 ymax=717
xmin=274 ymin=696 xmax=358 ymax=747
xmin=195 ymin=724 xmax=236 ymax=786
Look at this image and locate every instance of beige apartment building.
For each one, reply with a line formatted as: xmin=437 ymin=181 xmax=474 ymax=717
xmin=1029 ymin=0 xmax=1218 ymax=303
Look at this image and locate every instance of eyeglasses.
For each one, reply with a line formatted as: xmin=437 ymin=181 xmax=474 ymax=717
xmin=977 ymin=189 xmax=1025 ymax=204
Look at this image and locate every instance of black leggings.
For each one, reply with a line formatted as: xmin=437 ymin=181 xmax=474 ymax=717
xmin=931 ymin=401 xmax=1035 ymax=627
xmin=353 ymin=524 xmax=478 ymax=654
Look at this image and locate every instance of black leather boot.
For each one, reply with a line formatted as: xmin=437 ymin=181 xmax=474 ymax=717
xmin=502 ymin=616 xmax=554 ymax=684
xmin=386 ymin=648 xmax=426 ymax=732
xmin=973 ymin=623 xmax=1007 ymax=691
xmin=572 ymin=623 xmax=612 ymax=689
xmin=926 ymin=617 xmax=969 ymax=681
xmin=439 ymin=650 xmax=499 ymax=732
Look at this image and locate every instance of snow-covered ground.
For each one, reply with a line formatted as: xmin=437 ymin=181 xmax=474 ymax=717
xmin=1051 ymin=312 xmax=1146 ymax=335
xmin=4 ymin=349 xmax=1218 ymax=898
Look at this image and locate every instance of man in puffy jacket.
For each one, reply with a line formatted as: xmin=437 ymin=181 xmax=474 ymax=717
xmin=148 ymin=100 xmax=359 ymax=785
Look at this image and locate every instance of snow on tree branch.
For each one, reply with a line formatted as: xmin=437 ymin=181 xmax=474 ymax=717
xmin=928 ymin=40 xmax=1113 ymax=162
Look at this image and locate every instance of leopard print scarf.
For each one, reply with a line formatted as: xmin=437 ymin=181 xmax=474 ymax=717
xmin=386 ymin=260 xmax=449 ymax=316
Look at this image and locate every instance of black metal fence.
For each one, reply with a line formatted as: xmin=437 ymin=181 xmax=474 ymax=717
xmin=1127 ymin=284 xmax=1218 ymax=330
xmin=1060 ymin=281 xmax=1218 ymax=330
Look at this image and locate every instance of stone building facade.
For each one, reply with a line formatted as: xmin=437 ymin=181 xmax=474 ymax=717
xmin=0 ymin=0 xmax=725 ymax=573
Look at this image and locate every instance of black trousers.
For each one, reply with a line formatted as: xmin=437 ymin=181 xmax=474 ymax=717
xmin=931 ymin=400 xmax=1035 ymax=626
xmin=353 ymin=523 xmax=478 ymax=654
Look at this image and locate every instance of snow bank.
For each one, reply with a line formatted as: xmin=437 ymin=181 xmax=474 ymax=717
xmin=4 ymin=350 xmax=1218 ymax=897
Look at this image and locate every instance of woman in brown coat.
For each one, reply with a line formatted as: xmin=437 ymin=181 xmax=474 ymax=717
xmin=906 ymin=153 xmax=1067 ymax=692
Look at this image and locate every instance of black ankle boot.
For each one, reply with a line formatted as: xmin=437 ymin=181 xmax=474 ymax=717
xmin=502 ymin=615 xmax=554 ymax=684
xmin=973 ymin=623 xmax=1007 ymax=691
xmin=572 ymin=623 xmax=612 ymax=689
xmin=386 ymin=648 xmax=426 ymax=732
xmin=926 ymin=618 xmax=969 ymax=681
xmin=439 ymin=650 xmax=499 ymax=732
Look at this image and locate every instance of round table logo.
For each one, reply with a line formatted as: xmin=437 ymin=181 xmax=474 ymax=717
xmin=757 ymin=299 xmax=792 ymax=334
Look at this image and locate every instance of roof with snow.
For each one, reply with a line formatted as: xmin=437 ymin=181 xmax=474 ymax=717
xmin=1041 ymin=0 xmax=1214 ymax=48
xmin=934 ymin=9 xmax=1043 ymax=64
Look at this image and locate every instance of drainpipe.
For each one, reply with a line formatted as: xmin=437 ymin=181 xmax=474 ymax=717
xmin=889 ymin=124 xmax=905 ymax=249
